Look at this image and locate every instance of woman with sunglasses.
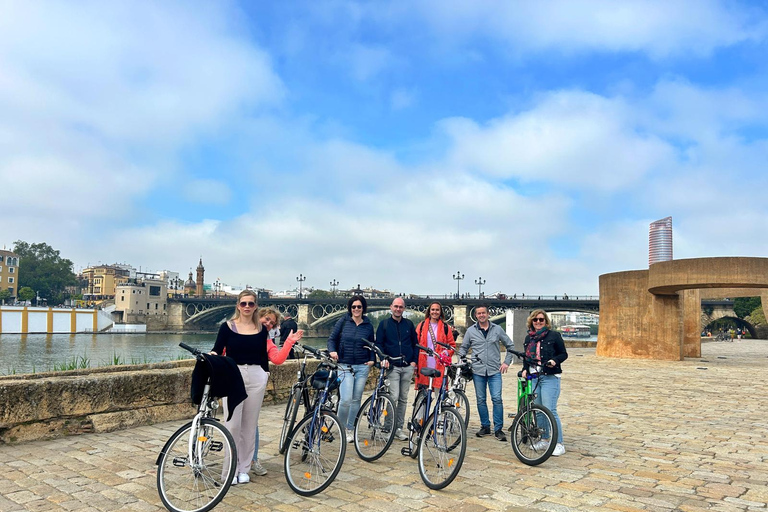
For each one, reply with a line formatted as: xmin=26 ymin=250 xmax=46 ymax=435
xmin=522 ymin=309 xmax=568 ymax=456
xmin=328 ymin=294 xmax=375 ymax=442
xmin=210 ymin=291 xmax=303 ymax=485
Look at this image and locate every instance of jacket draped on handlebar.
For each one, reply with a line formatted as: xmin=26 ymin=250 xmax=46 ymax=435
xmin=523 ymin=329 xmax=568 ymax=375
xmin=327 ymin=313 xmax=375 ymax=365
xmin=414 ymin=319 xmax=455 ymax=388
xmin=190 ymin=354 xmax=247 ymax=421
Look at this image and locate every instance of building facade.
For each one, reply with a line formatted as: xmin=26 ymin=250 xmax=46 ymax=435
xmin=114 ymin=278 xmax=168 ymax=324
xmin=649 ymin=216 xmax=673 ymax=266
xmin=81 ymin=264 xmax=132 ymax=302
xmin=0 ymin=250 xmax=20 ymax=301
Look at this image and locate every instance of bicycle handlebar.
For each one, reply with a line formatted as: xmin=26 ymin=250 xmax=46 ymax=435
xmin=361 ymin=338 xmax=404 ymax=364
xmin=179 ymin=342 xmax=206 ymax=360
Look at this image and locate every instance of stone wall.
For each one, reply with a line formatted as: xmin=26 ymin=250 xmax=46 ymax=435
xmin=0 ymin=358 xmax=326 ymax=444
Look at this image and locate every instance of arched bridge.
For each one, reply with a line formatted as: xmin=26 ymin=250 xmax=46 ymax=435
xmin=170 ymin=296 xmax=601 ymax=330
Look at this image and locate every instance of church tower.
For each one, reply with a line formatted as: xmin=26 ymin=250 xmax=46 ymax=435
xmin=196 ymin=258 xmax=205 ymax=297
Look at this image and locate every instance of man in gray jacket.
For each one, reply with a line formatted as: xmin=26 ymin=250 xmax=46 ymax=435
xmin=458 ymin=304 xmax=514 ymax=441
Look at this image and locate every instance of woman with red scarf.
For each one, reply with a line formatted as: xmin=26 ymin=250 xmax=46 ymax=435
xmin=414 ymin=301 xmax=455 ymax=389
xmin=521 ymin=309 xmax=568 ymax=456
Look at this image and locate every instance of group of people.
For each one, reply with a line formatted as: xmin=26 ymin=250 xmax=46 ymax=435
xmin=209 ymin=291 xmax=570 ymax=486
xmin=328 ymin=296 xmax=569 ymax=457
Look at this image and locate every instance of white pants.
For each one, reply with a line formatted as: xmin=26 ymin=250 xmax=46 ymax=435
xmin=223 ymin=365 xmax=269 ymax=475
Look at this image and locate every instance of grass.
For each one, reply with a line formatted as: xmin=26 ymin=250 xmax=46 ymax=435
xmin=50 ymin=355 xmax=90 ymax=372
xmin=2 ymin=350 xmax=195 ymax=376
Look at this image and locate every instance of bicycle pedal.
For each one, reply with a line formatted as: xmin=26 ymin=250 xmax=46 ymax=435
xmin=400 ymin=447 xmax=411 ymax=456
xmin=209 ymin=441 xmax=223 ymax=452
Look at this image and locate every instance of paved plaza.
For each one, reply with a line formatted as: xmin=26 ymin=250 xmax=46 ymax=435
xmin=1 ymin=340 xmax=767 ymax=512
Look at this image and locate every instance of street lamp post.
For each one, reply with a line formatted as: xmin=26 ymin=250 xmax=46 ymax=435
xmin=214 ymin=278 xmax=221 ymax=298
xmin=297 ymin=274 xmax=306 ymax=299
xmin=330 ymin=279 xmax=339 ymax=297
xmin=475 ymin=277 xmax=486 ymax=299
xmin=453 ymin=271 xmax=465 ymax=299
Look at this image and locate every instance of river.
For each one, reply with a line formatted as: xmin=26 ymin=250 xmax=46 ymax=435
xmin=0 ymin=333 xmax=328 ymax=376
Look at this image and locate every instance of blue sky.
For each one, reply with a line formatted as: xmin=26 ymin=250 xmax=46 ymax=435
xmin=3 ymin=0 xmax=768 ymax=296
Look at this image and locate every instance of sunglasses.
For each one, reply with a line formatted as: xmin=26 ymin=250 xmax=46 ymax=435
xmin=350 ymin=305 xmax=363 ymax=309
xmin=239 ymin=301 xmax=256 ymax=307
xmin=532 ymin=317 xmax=546 ymax=323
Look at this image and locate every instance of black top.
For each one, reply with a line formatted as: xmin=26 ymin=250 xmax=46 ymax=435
xmin=212 ymin=322 xmax=270 ymax=374
xmin=375 ymin=316 xmax=418 ymax=366
xmin=523 ymin=329 xmax=568 ymax=375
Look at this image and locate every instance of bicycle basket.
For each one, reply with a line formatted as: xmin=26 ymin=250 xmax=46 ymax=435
xmin=458 ymin=362 xmax=473 ymax=380
xmin=311 ymin=368 xmax=339 ymax=390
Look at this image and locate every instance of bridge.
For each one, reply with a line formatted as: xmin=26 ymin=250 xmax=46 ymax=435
xmin=166 ymin=295 xmax=602 ymax=331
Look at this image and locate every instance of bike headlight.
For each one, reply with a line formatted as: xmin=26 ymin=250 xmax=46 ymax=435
xmin=210 ymin=399 xmax=220 ymax=410
xmin=330 ymin=395 xmax=339 ymax=406
xmin=383 ymin=378 xmax=390 ymax=387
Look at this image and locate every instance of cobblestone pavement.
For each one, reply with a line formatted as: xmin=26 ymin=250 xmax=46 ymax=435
xmin=2 ymin=340 xmax=767 ymax=512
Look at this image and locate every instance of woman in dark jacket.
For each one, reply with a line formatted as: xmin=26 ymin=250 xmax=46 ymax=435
xmin=328 ymin=295 xmax=375 ymax=441
xmin=522 ymin=309 xmax=568 ymax=456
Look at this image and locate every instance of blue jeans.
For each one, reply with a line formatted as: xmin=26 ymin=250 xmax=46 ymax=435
xmin=472 ymin=372 xmax=504 ymax=432
xmin=337 ymin=364 xmax=371 ymax=430
xmin=534 ymin=375 xmax=563 ymax=444
xmin=252 ymin=427 xmax=259 ymax=461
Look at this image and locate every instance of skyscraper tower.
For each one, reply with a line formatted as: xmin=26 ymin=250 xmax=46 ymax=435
xmin=649 ymin=217 xmax=673 ymax=266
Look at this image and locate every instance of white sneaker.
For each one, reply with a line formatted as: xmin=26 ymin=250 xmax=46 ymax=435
xmin=346 ymin=431 xmax=354 ymax=443
xmin=533 ymin=440 xmax=549 ymax=451
xmin=237 ymin=472 xmax=250 ymax=484
xmin=395 ymin=429 xmax=408 ymax=441
xmin=552 ymin=443 xmax=565 ymax=456
xmin=251 ymin=460 xmax=267 ymax=476
xmin=231 ymin=476 xmax=238 ymax=486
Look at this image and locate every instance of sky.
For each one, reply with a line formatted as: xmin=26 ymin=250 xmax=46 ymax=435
xmin=2 ymin=0 xmax=768 ymax=297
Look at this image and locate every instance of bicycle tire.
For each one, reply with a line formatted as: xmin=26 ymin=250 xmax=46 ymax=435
xmin=279 ymin=387 xmax=302 ymax=455
xmin=157 ymin=419 xmax=237 ymax=512
xmin=450 ymin=389 xmax=470 ymax=428
xmin=407 ymin=389 xmax=428 ymax=459
xmin=284 ymin=410 xmax=346 ymax=496
xmin=354 ymin=394 xmax=396 ymax=462
xmin=417 ymin=407 xmax=467 ymax=490
xmin=510 ymin=404 xmax=558 ymax=466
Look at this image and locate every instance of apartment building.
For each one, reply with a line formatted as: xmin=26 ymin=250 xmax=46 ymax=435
xmin=0 ymin=249 xmax=20 ymax=301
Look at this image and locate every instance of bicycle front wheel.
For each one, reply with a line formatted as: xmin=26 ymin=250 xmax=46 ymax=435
xmin=284 ymin=411 xmax=346 ymax=496
xmin=354 ymin=393 xmax=396 ymax=462
xmin=417 ymin=407 xmax=467 ymax=490
xmin=510 ymin=404 xmax=558 ymax=466
xmin=279 ymin=387 xmax=302 ymax=454
xmin=157 ymin=419 xmax=237 ymax=512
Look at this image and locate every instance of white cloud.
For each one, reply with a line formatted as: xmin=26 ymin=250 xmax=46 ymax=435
xmin=410 ymin=0 xmax=766 ymax=58
xmin=183 ymin=180 xmax=232 ymax=205
xmin=441 ymin=91 xmax=675 ymax=191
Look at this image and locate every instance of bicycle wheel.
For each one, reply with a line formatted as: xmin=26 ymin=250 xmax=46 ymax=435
xmin=279 ymin=387 xmax=302 ymax=454
xmin=284 ymin=410 xmax=346 ymax=496
xmin=417 ymin=407 xmax=467 ymax=490
xmin=354 ymin=394 xmax=396 ymax=462
xmin=510 ymin=404 xmax=558 ymax=466
xmin=157 ymin=419 xmax=236 ymax=512
xmin=407 ymin=389 xmax=428 ymax=459
xmin=449 ymin=389 xmax=470 ymax=428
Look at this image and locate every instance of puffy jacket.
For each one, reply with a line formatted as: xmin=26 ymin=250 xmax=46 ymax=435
xmin=327 ymin=313 xmax=375 ymax=365
xmin=458 ymin=322 xmax=514 ymax=376
xmin=523 ymin=329 xmax=568 ymax=375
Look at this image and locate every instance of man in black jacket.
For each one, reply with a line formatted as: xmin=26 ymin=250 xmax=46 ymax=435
xmin=375 ymin=297 xmax=418 ymax=441
xmin=280 ymin=313 xmax=299 ymax=359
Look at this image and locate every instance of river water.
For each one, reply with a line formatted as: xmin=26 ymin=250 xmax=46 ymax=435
xmin=0 ymin=333 xmax=328 ymax=376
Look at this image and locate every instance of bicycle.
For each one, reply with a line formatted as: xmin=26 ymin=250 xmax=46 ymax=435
xmin=278 ymin=343 xmax=336 ymax=455
xmin=352 ymin=339 xmax=399 ymax=462
xmin=444 ymin=355 xmax=473 ymax=428
xmin=283 ymin=345 xmax=346 ymax=496
xmin=156 ymin=343 xmax=237 ymax=512
xmin=402 ymin=340 xmax=467 ymax=490
xmin=506 ymin=349 xmax=559 ymax=466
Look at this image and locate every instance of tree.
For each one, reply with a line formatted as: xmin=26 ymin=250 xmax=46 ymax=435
xmin=747 ymin=305 xmax=766 ymax=326
xmin=0 ymin=289 xmax=10 ymax=304
xmin=308 ymin=289 xmax=334 ymax=299
xmin=18 ymin=286 xmax=36 ymax=302
xmin=12 ymin=240 xmax=77 ymax=304
xmin=734 ymin=297 xmax=762 ymax=319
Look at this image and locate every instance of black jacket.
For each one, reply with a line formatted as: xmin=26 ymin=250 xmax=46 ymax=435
xmin=190 ymin=354 xmax=247 ymax=421
xmin=375 ymin=316 xmax=417 ymax=366
xmin=523 ymin=329 xmax=568 ymax=375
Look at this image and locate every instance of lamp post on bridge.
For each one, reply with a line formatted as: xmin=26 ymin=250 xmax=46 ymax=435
xmin=330 ymin=279 xmax=339 ymax=297
xmin=474 ymin=277 xmax=486 ymax=299
xmin=296 ymin=274 xmax=306 ymax=299
xmin=453 ymin=271 xmax=464 ymax=299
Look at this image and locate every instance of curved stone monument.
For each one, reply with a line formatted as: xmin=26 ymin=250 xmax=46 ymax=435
xmin=597 ymin=257 xmax=768 ymax=360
